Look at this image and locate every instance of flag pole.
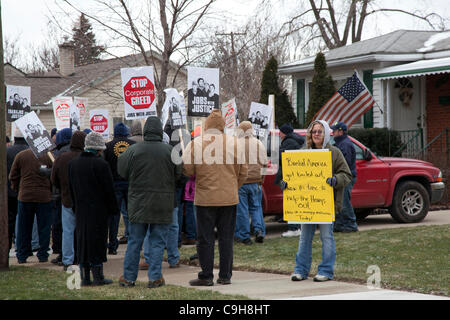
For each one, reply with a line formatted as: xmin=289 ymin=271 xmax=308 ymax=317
xmin=354 ymin=70 xmax=383 ymax=114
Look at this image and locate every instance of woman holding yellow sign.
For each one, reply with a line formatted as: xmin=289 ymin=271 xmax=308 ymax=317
xmin=282 ymin=120 xmax=351 ymax=282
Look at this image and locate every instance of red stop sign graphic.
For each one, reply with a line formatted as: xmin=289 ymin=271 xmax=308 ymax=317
xmin=123 ymin=76 xmax=155 ymax=109
xmin=90 ymin=114 xmax=108 ymax=133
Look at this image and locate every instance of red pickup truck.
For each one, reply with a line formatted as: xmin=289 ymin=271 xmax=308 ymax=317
xmin=262 ymin=129 xmax=445 ymax=223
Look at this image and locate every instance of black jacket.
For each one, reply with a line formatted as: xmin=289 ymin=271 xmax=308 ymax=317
xmin=104 ymin=136 xmax=136 ymax=182
xmin=68 ymin=152 xmax=119 ymax=265
xmin=333 ymin=134 xmax=357 ymax=177
xmin=274 ymin=132 xmax=305 ymax=185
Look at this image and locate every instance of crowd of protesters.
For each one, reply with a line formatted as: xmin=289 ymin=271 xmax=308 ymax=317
xmin=6 ymin=110 xmax=356 ymax=288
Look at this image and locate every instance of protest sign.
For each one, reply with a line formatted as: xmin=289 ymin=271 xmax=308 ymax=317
xmin=221 ymin=98 xmax=237 ymax=132
xmin=74 ymin=96 xmax=88 ymax=121
xmin=162 ymin=88 xmax=187 ymax=130
xmin=6 ymin=85 xmax=31 ymax=122
xmin=52 ymin=96 xmax=72 ymax=130
xmin=187 ymin=67 xmax=219 ymax=117
xmin=15 ymin=111 xmax=56 ymax=158
xmin=70 ymin=103 xmax=81 ymax=131
xmin=121 ymin=66 xmax=157 ymax=120
xmin=248 ymin=102 xmax=272 ymax=138
xmin=89 ymin=109 xmax=109 ymax=139
xmin=282 ymin=150 xmax=335 ymax=223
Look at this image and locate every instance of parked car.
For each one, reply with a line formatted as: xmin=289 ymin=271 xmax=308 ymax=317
xmin=262 ymin=129 xmax=445 ymax=223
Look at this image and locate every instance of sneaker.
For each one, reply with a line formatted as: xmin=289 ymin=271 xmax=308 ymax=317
xmin=255 ymin=231 xmax=264 ymax=243
xmin=119 ymin=275 xmax=135 ymax=288
xmin=241 ymin=238 xmax=253 ymax=245
xmin=169 ymin=261 xmax=180 ymax=268
xmin=182 ymin=239 xmax=196 ymax=245
xmin=118 ymin=236 xmax=128 ymax=244
xmin=291 ymin=274 xmax=307 ymax=281
xmin=108 ymin=249 xmax=117 ymax=255
xmin=139 ymin=260 xmax=149 ymax=270
xmin=51 ymin=255 xmax=62 ymax=265
xmin=217 ymin=278 xmax=231 ymax=285
xmin=148 ymin=277 xmax=165 ymax=289
xmin=189 ymin=278 xmax=214 ymax=286
xmin=282 ymin=229 xmax=301 ymax=238
xmin=313 ymin=274 xmax=331 ymax=282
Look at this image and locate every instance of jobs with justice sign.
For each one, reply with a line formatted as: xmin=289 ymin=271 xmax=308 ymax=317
xmin=282 ymin=150 xmax=335 ymax=224
xmin=121 ymin=66 xmax=157 ymax=120
xmin=187 ymin=66 xmax=219 ymax=117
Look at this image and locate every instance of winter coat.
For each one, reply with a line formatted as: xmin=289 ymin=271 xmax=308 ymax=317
xmin=305 ymin=120 xmax=352 ymax=213
xmin=274 ymin=131 xmax=305 ymax=185
xmin=117 ymin=116 xmax=181 ymax=224
xmin=6 ymin=138 xmax=29 ymax=197
xmin=9 ymin=149 xmax=53 ymax=203
xmin=68 ymin=152 xmax=119 ymax=265
xmin=50 ymin=131 xmax=86 ymax=208
xmin=104 ymin=136 xmax=136 ymax=182
xmin=182 ymin=109 xmax=248 ymax=206
xmin=333 ymin=134 xmax=357 ymax=178
xmin=129 ymin=120 xmax=143 ymax=142
xmin=237 ymin=121 xmax=268 ymax=185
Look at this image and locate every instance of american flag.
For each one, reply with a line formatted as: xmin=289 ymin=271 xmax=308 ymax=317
xmin=313 ymin=72 xmax=376 ymax=128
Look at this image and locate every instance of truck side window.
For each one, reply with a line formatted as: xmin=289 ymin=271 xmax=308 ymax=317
xmin=354 ymin=143 xmax=364 ymax=160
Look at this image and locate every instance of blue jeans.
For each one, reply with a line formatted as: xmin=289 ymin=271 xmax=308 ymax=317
xmin=123 ymin=222 xmax=170 ymax=282
xmin=335 ymin=177 xmax=358 ymax=231
xmin=235 ymin=183 xmax=266 ymax=240
xmin=294 ymin=223 xmax=336 ymax=279
xmin=176 ymin=187 xmax=184 ymax=245
xmin=184 ymin=201 xmax=197 ymax=240
xmin=61 ymin=205 xmax=76 ymax=265
xmin=144 ymin=208 xmax=179 ymax=266
xmin=14 ymin=214 xmax=39 ymax=250
xmin=16 ymin=201 xmax=52 ymax=262
xmin=108 ymin=182 xmax=128 ymax=250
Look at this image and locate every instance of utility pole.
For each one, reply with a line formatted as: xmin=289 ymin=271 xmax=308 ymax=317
xmin=0 ymin=2 xmax=9 ymax=271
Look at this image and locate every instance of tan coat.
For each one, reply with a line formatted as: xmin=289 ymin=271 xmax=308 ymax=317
xmin=237 ymin=121 xmax=268 ymax=185
xmin=182 ymin=110 xmax=248 ymax=206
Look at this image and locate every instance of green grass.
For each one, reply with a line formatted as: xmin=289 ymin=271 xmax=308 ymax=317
xmin=180 ymin=224 xmax=450 ymax=296
xmin=0 ymin=266 xmax=248 ymax=300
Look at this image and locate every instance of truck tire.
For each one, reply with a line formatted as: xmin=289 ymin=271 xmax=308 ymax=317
xmin=389 ymin=181 xmax=430 ymax=223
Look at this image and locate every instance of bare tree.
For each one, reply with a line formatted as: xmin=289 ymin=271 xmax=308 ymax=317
xmin=277 ymin=0 xmax=449 ymax=52
xmin=57 ymin=0 xmax=216 ymax=115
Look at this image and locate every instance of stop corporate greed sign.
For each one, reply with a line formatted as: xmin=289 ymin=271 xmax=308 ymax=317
xmin=282 ymin=150 xmax=335 ymax=223
xmin=89 ymin=109 xmax=109 ymax=139
xmin=121 ymin=66 xmax=157 ymax=120
xmin=52 ymin=96 xmax=72 ymax=130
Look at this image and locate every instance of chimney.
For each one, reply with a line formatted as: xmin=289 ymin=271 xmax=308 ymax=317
xmin=58 ymin=43 xmax=75 ymax=76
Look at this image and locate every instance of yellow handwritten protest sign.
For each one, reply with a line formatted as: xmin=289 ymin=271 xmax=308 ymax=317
xmin=282 ymin=150 xmax=334 ymax=223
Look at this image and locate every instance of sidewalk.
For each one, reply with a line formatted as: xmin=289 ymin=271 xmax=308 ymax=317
xmin=8 ymin=210 xmax=450 ymax=300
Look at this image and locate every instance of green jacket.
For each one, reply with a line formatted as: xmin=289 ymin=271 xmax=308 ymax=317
xmin=117 ymin=117 xmax=181 ymax=224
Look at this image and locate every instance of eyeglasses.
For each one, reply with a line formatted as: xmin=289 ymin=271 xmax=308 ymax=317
xmin=311 ymin=130 xmax=323 ymax=135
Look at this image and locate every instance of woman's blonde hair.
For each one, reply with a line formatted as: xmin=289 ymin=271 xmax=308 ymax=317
xmin=305 ymin=121 xmax=324 ymax=149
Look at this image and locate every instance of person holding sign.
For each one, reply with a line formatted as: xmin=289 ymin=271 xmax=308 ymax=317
xmin=282 ymin=120 xmax=351 ymax=282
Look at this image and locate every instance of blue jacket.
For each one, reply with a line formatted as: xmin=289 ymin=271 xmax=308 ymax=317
xmin=334 ymin=134 xmax=357 ymax=177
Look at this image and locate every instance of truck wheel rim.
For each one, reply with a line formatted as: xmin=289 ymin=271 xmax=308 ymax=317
xmin=401 ymin=190 xmax=423 ymax=216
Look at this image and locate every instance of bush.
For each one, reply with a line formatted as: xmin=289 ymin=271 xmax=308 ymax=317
xmin=348 ymin=128 xmax=403 ymax=157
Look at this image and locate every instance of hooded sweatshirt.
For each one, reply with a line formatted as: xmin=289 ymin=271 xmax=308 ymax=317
xmin=51 ymin=131 xmax=87 ymax=208
xmin=129 ymin=120 xmax=143 ymax=142
xmin=304 ymin=120 xmax=352 ymax=213
xmin=182 ymin=109 xmax=248 ymax=206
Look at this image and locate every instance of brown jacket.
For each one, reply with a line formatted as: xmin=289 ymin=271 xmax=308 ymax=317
xmin=237 ymin=121 xmax=268 ymax=185
xmin=182 ymin=110 xmax=248 ymax=206
xmin=9 ymin=149 xmax=53 ymax=203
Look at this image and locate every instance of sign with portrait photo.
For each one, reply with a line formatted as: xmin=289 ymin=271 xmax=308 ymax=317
xmin=248 ymin=102 xmax=272 ymax=138
xmin=6 ymin=85 xmax=31 ymax=122
xmin=162 ymin=88 xmax=187 ymax=130
xmin=187 ymin=67 xmax=219 ymax=117
xmin=15 ymin=111 xmax=56 ymax=158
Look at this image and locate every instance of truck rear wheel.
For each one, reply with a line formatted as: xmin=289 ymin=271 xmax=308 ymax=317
xmin=389 ymin=181 xmax=430 ymax=223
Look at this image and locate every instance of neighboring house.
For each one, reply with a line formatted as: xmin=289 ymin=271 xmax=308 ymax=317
xmin=5 ymin=44 xmax=187 ymax=139
xmin=279 ymin=30 xmax=450 ymax=155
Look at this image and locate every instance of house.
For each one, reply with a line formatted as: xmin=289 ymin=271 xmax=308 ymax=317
xmin=278 ymin=30 xmax=450 ymax=155
xmin=5 ymin=44 xmax=187 ymax=139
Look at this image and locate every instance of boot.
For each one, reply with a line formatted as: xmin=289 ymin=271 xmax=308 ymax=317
xmin=91 ymin=264 xmax=113 ymax=286
xmin=79 ymin=263 xmax=92 ymax=286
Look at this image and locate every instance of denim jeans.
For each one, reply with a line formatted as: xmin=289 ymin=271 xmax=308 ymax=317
xmin=176 ymin=187 xmax=184 ymax=245
xmin=61 ymin=205 xmax=76 ymax=265
xmin=294 ymin=223 xmax=336 ymax=279
xmin=144 ymin=207 xmax=179 ymax=266
xmin=184 ymin=201 xmax=197 ymax=240
xmin=235 ymin=183 xmax=266 ymax=240
xmin=335 ymin=177 xmax=358 ymax=231
xmin=108 ymin=182 xmax=128 ymax=250
xmin=123 ymin=222 xmax=170 ymax=282
xmin=16 ymin=201 xmax=52 ymax=262
xmin=15 ymin=213 xmax=39 ymax=250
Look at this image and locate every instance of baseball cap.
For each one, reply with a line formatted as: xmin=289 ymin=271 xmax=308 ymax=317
xmin=330 ymin=121 xmax=347 ymax=132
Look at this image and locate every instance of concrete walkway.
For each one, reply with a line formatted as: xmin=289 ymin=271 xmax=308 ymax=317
xmin=9 ymin=210 xmax=450 ymax=300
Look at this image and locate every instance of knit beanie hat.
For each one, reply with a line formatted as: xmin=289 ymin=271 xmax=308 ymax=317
xmin=114 ymin=122 xmax=129 ymax=137
xmin=56 ymin=128 xmax=73 ymax=145
xmin=279 ymin=123 xmax=293 ymax=135
xmin=84 ymin=132 xmax=106 ymax=151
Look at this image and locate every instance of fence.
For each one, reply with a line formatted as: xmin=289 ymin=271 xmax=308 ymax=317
xmin=393 ymin=128 xmax=423 ymax=158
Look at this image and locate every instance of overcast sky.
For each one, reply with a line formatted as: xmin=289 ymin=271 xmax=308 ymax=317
xmin=2 ymin=0 xmax=449 ymax=66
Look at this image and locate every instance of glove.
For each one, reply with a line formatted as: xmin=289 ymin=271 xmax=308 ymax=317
xmin=326 ymin=176 xmax=337 ymax=187
xmin=279 ymin=180 xmax=288 ymax=191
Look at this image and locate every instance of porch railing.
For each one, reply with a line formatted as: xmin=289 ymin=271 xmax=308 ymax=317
xmin=393 ymin=128 xmax=423 ymax=158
